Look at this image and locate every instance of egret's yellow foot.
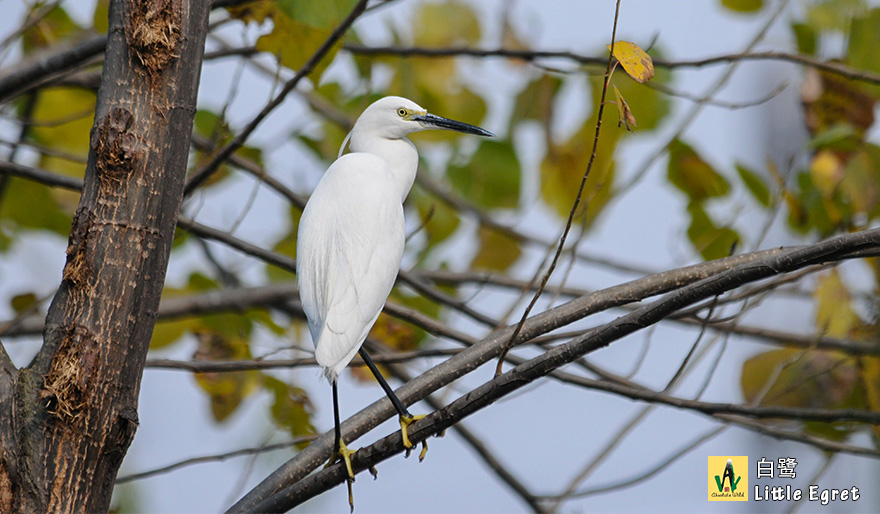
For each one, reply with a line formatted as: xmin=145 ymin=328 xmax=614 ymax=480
xmin=325 ymin=438 xmax=357 ymax=512
xmin=399 ymin=414 xmax=425 ymax=449
xmin=325 ymin=438 xmax=357 ymax=479
xmin=400 ymin=414 xmax=429 ymax=461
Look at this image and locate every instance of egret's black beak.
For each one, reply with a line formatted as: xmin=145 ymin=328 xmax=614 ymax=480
xmin=414 ymin=113 xmax=495 ymax=137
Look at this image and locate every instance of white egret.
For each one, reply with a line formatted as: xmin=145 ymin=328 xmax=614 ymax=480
xmin=296 ymin=96 xmax=493 ymax=507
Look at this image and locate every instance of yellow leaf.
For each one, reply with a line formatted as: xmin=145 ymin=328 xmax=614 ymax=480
xmin=471 ymin=226 xmax=522 ymax=272
xmin=611 ymin=84 xmax=636 ymax=131
xmin=192 ymin=331 xmax=259 ymax=422
xmin=860 ymin=357 xmax=880 ymax=439
xmin=741 ymin=348 xmax=859 ymax=410
xmin=541 ymin=110 xmax=618 ymax=223
xmin=606 ymin=41 xmax=654 ymax=83
xmin=809 ymin=150 xmax=844 ymax=197
xmin=814 ymin=270 xmax=859 ymax=338
xmin=414 ymin=1 xmax=480 ymax=47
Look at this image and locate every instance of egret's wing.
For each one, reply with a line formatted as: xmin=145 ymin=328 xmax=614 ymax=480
xmin=296 ymin=153 xmax=405 ymax=380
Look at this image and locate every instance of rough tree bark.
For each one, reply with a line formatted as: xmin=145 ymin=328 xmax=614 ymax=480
xmin=0 ymin=0 xmax=209 ymax=512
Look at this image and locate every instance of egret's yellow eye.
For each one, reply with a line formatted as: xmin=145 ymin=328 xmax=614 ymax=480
xmin=397 ymin=108 xmax=407 ymax=117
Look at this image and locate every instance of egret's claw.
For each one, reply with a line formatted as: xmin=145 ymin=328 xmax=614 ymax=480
xmin=418 ymin=439 xmax=428 ymax=462
xmin=325 ymin=437 xmax=357 ymax=479
xmin=399 ymin=413 xmax=426 ymax=449
xmin=325 ymin=437 xmax=357 ymax=511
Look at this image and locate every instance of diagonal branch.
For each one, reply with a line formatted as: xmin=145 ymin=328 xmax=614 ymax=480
xmin=245 ymin=227 xmax=880 ymax=512
xmin=226 ymin=227 xmax=880 ymax=512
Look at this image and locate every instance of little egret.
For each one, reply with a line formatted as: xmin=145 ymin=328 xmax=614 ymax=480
xmin=296 ymin=96 xmax=493 ymax=507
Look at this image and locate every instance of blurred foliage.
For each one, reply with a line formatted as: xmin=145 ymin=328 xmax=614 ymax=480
xmin=5 ymin=0 xmax=880 ymax=453
xmin=228 ymin=0 xmax=359 ymax=79
xmin=0 ymin=3 xmax=92 ymax=250
xmin=738 ymin=0 xmax=880 ymax=447
xmin=189 ymin=109 xmax=263 ymax=188
xmin=721 ymin=0 xmax=765 ymax=13
xmin=741 ymin=270 xmax=880 ymax=441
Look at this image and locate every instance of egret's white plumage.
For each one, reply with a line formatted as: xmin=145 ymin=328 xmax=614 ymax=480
xmin=295 ymin=97 xmax=493 ymax=501
xmin=298 ymin=95 xmax=493 ymax=383
xmin=297 ymin=151 xmax=406 ymax=381
xmin=297 ymin=97 xmax=425 ymax=382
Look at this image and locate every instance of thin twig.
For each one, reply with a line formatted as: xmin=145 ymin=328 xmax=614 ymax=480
xmin=495 ymin=0 xmax=622 ymax=376
xmin=115 ymin=437 xmax=317 ymax=484
xmin=342 ymin=46 xmax=880 ymax=86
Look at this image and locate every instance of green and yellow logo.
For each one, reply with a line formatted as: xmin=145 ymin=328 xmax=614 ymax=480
xmin=708 ymin=456 xmax=748 ymax=501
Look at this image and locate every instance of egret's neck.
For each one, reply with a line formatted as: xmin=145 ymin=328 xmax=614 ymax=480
xmin=349 ymin=132 xmax=419 ymax=202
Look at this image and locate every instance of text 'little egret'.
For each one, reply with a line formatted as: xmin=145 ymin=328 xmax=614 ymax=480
xmin=296 ymin=96 xmax=494 ymax=509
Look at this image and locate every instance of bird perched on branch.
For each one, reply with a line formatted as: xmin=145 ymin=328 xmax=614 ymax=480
xmin=296 ymin=96 xmax=494 ymax=509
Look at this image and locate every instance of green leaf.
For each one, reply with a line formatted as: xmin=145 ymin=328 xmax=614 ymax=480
xmin=22 ymin=4 xmax=82 ymax=52
xmin=541 ymin=124 xmax=617 ymax=223
xmin=735 ymin=163 xmax=772 ymax=208
xmin=264 ymin=376 xmax=315 ymax=446
xmin=250 ymin=0 xmax=348 ymax=80
xmin=471 ymin=227 xmax=522 ymax=272
xmin=188 ymin=272 xmax=221 ymax=292
xmin=248 ymin=308 xmax=287 ymax=336
xmin=791 ymin=22 xmax=817 ymax=55
xmin=193 ymin=332 xmax=259 ymax=422
xmin=412 ymin=189 xmax=461 ymax=249
xmin=806 ymin=0 xmax=867 ymax=33
xmin=721 ymin=0 xmax=763 ymax=13
xmin=788 ymin=170 xmax=837 ymax=235
xmin=447 ymin=140 xmax=521 ymax=210
xmin=278 ymin=0 xmax=359 ymax=29
xmin=412 ymin=87 xmax=487 ymax=143
xmin=742 ymin=348 xmax=861 ymax=409
xmin=741 ymin=346 xmax=863 ymax=442
xmin=511 ymin=74 xmax=563 ymax=128
xmin=190 ymin=109 xmax=262 ymax=188
xmin=92 ymin=0 xmax=110 ymax=33
xmin=11 ymin=292 xmax=39 ymax=316
xmin=414 ymin=1 xmax=480 ymax=47
xmin=0 ymin=178 xmax=73 ymax=244
xmin=807 ymin=123 xmax=861 ymax=151
xmin=150 ymin=318 xmax=196 ymax=350
xmin=847 ymin=8 xmax=880 ymax=96
xmin=841 ymin=144 xmax=880 ymax=219
xmin=268 ymin=206 xmax=301 ymax=282
xmin=686 ymin=204 xmax=739 ymax=260
xmin=667 ymin=139 xmax=730 ymax=203
xmin=194 ymin=109 xmax=229 ymax=140
xmin=30 ymin=87 xmax=95 ymax=178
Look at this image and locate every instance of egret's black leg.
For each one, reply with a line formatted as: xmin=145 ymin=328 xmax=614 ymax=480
xmin=358 ymin=348 xmax=427 ymax=458
xmin=328 ymin=381 xmax=355 ymax=511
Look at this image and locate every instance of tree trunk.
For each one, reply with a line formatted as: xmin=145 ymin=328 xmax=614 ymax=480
xmin=0 ymin=0 xmax=208 ymax=511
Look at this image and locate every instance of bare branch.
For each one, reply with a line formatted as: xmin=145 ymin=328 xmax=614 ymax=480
xmin=115 ymin=436 xmax=317 ymax=484
xmin=0 ymin=160 xmax=82 ymax=190
xmin=227 ymin=227 xmax=880 ymax=513
xmin=144 ymin=348 xmax=460 ymax=373
xmin=342 ymin=47 xmax=880 ymax=86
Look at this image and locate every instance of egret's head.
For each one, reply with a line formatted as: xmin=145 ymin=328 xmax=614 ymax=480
xmin=353 ymin=96 xmax=495 ymax=140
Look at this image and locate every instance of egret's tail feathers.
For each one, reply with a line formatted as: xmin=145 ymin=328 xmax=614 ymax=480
xmin=315 ymin=327 xmax=365 ymax=384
